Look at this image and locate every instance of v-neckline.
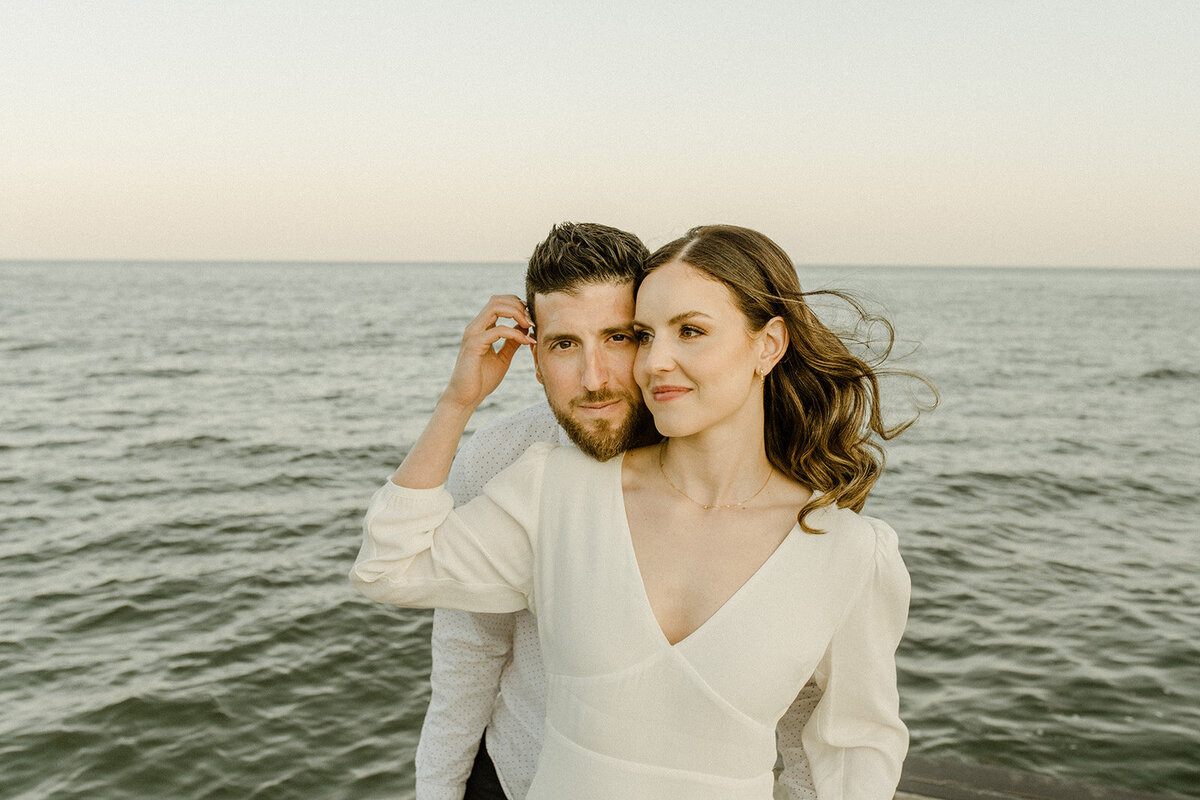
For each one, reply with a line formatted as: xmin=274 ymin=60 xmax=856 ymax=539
xmin=613 ymin=453 xmax=799 ymax=649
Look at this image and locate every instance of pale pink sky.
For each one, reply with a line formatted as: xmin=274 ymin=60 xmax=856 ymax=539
xmin=3 ymin=1 xmax=1198 ymax=267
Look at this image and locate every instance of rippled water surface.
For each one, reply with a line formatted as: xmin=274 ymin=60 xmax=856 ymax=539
xmin=2 ymin=261 xmax=1198 ymax=798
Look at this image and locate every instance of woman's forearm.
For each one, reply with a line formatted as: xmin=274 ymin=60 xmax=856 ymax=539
xmin=391 ymin=396 xmax=477 ymax=489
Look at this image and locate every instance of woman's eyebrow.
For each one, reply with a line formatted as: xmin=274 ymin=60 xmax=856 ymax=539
xmin=668 ymin=311 xmax=710 ymax=325
xmin=633 ymin=311 xmax=711 ymax=329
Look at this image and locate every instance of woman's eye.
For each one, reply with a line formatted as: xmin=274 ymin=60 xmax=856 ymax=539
xmin=634 ymin=330 xmax=653 ymax=345
xmin=680 ymin=326 xmax=704 ymax=338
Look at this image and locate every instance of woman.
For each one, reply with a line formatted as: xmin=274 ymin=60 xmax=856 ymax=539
xmin=353 ymin=225 xmax=926 ymax=799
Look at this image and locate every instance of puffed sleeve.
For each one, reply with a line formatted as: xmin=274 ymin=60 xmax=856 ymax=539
xmin=801 ymin=516 xmax=911 ymax=800
xmin=349 ymin=441 xmax=555 ymax=614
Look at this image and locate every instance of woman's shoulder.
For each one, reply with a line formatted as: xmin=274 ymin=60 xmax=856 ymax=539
xmin=859 ymin=514 xmax=900 ymax=552
xmin=808 ymin=504 xmax=901 ymax=561
xmin=806 ymin=508 xmax=908 ymax=611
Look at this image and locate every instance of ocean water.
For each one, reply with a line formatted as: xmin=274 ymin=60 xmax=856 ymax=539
xmin=1 ymin=261 xmax=1197 ymax=799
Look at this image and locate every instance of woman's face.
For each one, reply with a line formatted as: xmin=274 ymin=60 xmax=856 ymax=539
xmin=633 ymin=260 xmax=766 ymax=439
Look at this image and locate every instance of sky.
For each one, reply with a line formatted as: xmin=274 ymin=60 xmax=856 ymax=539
xmin=2 ymin=1 xmax=1198 ymax=267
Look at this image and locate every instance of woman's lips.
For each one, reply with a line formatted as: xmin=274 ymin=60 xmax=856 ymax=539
xmin=650 ymin=385 xmax=691 ymax=402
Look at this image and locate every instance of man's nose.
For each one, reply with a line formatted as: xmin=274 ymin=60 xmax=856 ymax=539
xmin=580 ymin=348 xmax=610 ymax=391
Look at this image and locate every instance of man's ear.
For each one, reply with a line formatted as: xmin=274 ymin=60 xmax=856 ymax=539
xmin=531 ymin=340 xmax=543 ymax=385
xmin=758 ymin=316 xmax=788 ymax=376
xmin=527 ymin=298 xmax=543 ymax=385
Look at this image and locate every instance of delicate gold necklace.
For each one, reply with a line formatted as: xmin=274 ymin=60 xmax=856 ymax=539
xmin=656 ymin=442 xmax=772 ymax=511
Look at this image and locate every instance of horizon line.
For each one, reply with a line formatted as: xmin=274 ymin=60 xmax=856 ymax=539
xmin=2 ymin=258 xmax=1197 ymax=271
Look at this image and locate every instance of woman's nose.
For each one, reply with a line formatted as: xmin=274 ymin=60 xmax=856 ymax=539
xmin=640 ymin=338 xmax=673 ymax=374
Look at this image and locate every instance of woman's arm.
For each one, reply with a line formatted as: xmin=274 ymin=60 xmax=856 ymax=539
xmin=392 ymin=294 xmax=534 ymax=489
xmin=801 ymin=517 xmax=911 ymax=800
xmin=349 ymin=294 xmax=539 ymax=613
xmin=352 ymin=441 xmax=554 ymax=613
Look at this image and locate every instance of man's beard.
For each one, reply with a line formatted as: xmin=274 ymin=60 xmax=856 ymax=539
xmin=549 ymin=389 xmax=658 ymax=461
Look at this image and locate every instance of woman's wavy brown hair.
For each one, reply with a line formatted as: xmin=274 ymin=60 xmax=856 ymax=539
xmin=638 ymin=225 xmax=936 ymax=533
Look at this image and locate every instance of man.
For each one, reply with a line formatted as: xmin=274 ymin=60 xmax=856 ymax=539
xmin=415 ymin=222 xmax=821 ymax=800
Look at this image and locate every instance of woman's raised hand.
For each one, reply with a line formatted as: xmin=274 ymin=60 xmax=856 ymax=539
xmin=440 ymin=295 xmax=536 ymax=413
xmin=390 ymin=295 xmax=535 ymax=489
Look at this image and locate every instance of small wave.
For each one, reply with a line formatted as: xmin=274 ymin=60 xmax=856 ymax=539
xmin=5 ymin=340 xmax=60 ymax=353
xmin=928 ymin=469 xmax=1154 ymax=516
xmin=133 ymin=367 xmax=203 ymax=379
xmin=44 ymin=477 xmax=104 ymax=494
xmin=129 ymin=435 xmax=232 ymax=454
xmin=93 ymin=484 xmax=173 ymax=502
xmin=247 ymin=472 xmax=336 ymax=490
xmin=1048 ymin=437 xmax=1100 ymax=456
xmin=286 ymin=444 xmax=399 ymax=466
xmin=1138 ymin=367 xmax=1200 ymax=381
xmin=4 ymin=437 xmax=97 ymax=450
xmin=0 ymin=514 xmax=46 ymax=528
xmin=66 ymin=601 xmax=149 ymax=633
xmin=81 ymin=692 xmax=236 ymax=730
xmin=88 ymin=367 xmax=203 ymax=379
xmin=909 ymin=492 xmax=949 ymax=508
xmin=235 ymin=442 xmax=293 ymax=457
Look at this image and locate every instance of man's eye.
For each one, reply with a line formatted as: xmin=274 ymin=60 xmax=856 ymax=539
xmin=552 ymin=340 xmax=574 ymax=350
xmin=610 ymin=333 xmax=633 ymax=343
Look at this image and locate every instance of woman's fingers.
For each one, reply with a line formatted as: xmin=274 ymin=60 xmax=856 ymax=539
xmin=463 ymin=321 xmax=536 ymax=353
xmin=463 ymin=295 xmax=533 ymax=339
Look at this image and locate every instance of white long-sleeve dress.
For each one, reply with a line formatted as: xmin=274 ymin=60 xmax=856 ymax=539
xmin=352 ymin=442 xmax=910 ymax=800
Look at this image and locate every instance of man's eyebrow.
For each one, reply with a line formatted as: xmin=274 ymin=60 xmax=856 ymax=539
xmin=600 ymin=324 xmax=634 ymax=336
xmin=539 ymin=331 xmax=579 ymax=342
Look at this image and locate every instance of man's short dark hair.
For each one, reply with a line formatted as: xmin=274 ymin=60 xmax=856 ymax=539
xmin=525 ymin=222 xmax=649 ymax=323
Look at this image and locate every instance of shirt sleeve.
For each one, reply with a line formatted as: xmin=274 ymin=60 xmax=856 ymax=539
xmin=350 ymin=441 xmax=555 ymax=614
xmin=414 ymin=409 xmax=555 ymax=800
xmin=801 ymin=516 xmax=911 ymax=800
xmin=415 ymin=609 xmax=516 ymax=800
xmin=773 ymin=679 xmax=822 ymax=800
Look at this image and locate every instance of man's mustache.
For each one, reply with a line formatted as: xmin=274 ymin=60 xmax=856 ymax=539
xmin=572 ymin=389 xmax=635 ymax=406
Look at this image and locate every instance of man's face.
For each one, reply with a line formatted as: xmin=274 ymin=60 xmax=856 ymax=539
xmin=531 ymin=282 xmax=654 ymax=460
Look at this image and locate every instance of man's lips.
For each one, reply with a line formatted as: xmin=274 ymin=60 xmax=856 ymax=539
xmin=574 ymin=398 xmax=623 ymax=413
xmin=650 ymin=385 xmax=691 ymax=402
